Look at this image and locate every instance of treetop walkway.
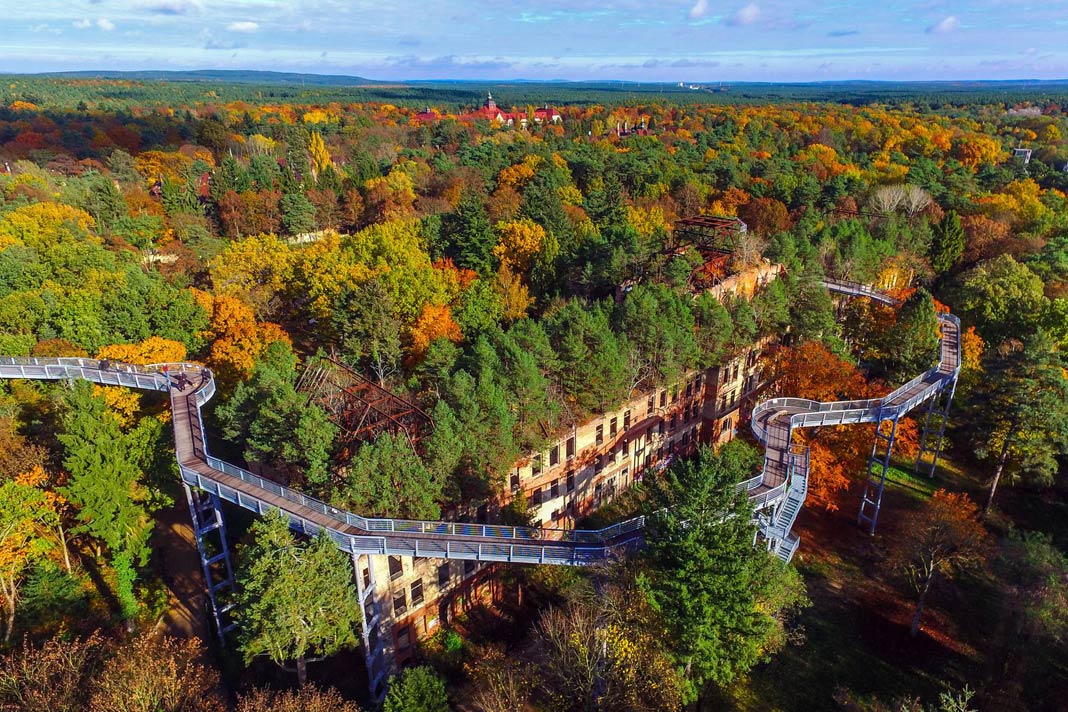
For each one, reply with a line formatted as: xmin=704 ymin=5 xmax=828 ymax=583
xmin=0 ymin=279 xmax=960 ymax=567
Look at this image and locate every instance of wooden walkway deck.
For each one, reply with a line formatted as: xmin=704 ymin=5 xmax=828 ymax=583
xmin=0 ymin=281 xmax=961 ymax=565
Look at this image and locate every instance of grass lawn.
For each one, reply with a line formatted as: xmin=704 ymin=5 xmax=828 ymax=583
xmin=723 ymin=456 xmax=987 ymax=711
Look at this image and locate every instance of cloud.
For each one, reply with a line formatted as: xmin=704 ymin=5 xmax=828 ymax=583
xmin=927 ymin=16 xmax=959 ymax=34
xmin=205 ymin=37 xmax=246 ymax=50
xmin=688 ymin=0 xmax=709 ymax=20
xmin=143 ymin=0 xmax=202 ymax=15
xmin=72 ymin=18 xmax=91 ymax=29
xmin=727 ymin=2 xmax=760 ymax=26
xmin=828 ymin=29 xmax=859 ymax=37
xmin=97 ymin=18 xmax=115 ymax=31
xmin=375 ymin=54 xmax=517 ymax=75
xmin=642 ymin=57 xmax=721 ymax=68
xmin=227 ymin=21 xmax=259 ymax=33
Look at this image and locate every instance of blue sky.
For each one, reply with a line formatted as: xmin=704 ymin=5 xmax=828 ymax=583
xmin=2 ymin=0 xmax=1066 ymax=82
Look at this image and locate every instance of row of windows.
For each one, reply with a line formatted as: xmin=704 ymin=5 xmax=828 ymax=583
xmin=392 ymin=578 xmax=424 ymax=616
xmin=387 ymin=559 xmax=483 ymax=619
xmin=388 ymin=555 xmax=477 ymax=584
xmin=519 ymin=395 xmax=704 ymax=491
xmin=545 ymin=376 xmax=707 ymax=469
xmin=721 ymin=351 xmax=761 ymax=385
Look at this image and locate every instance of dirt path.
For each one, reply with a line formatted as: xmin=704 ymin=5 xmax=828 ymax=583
xmin=151 ymin=497 xmax=209 ymax=642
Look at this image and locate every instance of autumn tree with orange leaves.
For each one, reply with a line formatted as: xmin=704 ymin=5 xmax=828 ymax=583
xmin=769 ymin=341 xmax=874 ymax=509
xmin=0 ymin=467 xmax=64 ymax=643
xmin=408 ymin=303 xmax=463 ymax=363
xmin=192 ymin=290 xmax=290 ymax=386
xmin=885 ymin=490 xmax=989 ymax=637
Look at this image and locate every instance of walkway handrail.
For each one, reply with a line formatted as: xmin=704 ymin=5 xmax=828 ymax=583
xmin=747 ymin=283 xmax=961 ymax=560
xmin=0 ymin=280 xmax=960 ymax=565
xmin=0 ymin=356 xmax=653 ymax=550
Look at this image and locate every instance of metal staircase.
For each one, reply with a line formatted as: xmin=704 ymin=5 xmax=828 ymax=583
xmin=749 ymin=280 xmax=962 ymax=559
xmin=765 ymin=446 xmax=809 ymax=562
xmin=0 ymin=277 xmax=962 ymax=699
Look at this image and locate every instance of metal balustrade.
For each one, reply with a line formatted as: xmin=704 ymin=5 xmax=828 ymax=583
xmin=750 ymin=284 xmax=962 ymax=560
xmin=0 ymin=353 xmax=785 ymax=563
xmin=0 ymin=279 xmax=959 ymax=568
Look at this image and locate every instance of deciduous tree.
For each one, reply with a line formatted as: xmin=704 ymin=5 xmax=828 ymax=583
xmin=90 ymin=633 xmax=226 ymax=712
xmin=885 ymin=489 xmax=988 ymax=637
xmin=237 ymin=685 xmax=362 ymax=712
xmin=964 ymin=332 xmax=1068 ymax=512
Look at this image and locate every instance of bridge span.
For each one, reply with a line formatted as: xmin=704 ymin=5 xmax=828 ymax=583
xmin=0 ymin=279 xmax=961 ymax=566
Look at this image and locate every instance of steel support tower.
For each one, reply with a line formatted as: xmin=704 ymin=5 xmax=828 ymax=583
xmin=183 ymin=484 xmax=235 ymax=640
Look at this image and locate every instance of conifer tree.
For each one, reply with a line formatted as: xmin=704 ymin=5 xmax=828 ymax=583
xmin=234 ymin=511 xmax=362 ymax=685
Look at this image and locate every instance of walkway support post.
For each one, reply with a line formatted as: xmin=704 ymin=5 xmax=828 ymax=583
xmin=857 ymin=414 xmax=898 ymax=535
xmin=183 ymin=484 xmax=235 ymax=641
xmin=915 ymin=376 xmax=957 ymax=478
xmin=353 ymin=553 xmax=389 ymax=702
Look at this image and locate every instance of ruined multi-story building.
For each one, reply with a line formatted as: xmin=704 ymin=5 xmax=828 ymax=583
xmin=359 ymin=255 xmax=784 ymax=674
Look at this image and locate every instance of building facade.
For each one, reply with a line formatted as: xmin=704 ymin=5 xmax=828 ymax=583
xmin=358 ymin=260 xmax=783 ymax=683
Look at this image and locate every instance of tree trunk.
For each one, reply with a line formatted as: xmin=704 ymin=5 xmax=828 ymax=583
xmin=58 ymin=526 xmax=72 ymax=573
xmin=2 ymin=573 xmax=15 ymax=645
xmin=296 ymin=656 xmax=308 ymax=685
xmin=985 ymin=435 xmax=1013 ymax=515
xmin=910 ymin=578 xmax=933 ymax=638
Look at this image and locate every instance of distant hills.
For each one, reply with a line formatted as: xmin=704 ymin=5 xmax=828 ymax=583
xmin=37 ymin=69 xmax=388 ymax=87
xmin=28 ymin=70 xmax=1068 ymax=91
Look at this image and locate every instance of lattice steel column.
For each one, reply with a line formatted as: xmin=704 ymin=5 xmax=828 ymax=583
xmin=915 ymin=376 xmax=958 ymax=478
xmin=353 ymin=553 xmax=389 ymax=702
xmin=184 ymin=484 xmax=235 ymax=641
xmin=857 ymin=415 xmax=898 ymax=535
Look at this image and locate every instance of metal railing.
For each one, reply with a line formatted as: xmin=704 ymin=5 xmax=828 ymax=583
xmin=748 ymin=282 xmax=962 ymax=561
xmin=0 ymin=278 xmax=957 ymax=566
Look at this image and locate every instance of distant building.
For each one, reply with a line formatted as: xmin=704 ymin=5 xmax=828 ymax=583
xmin=457 ymin=92 xmax=562 ymax=127
xmin=614 ymin=116 xmax=651 ymax=137
xmin=413 ymin=106 xmax=441 ymax=123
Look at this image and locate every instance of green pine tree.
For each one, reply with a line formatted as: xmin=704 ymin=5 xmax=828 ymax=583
xmin=383 ymin=666 xmax=449 ymax=712
xmin=639 ymin=442 xmax=809 ymax=701
xmin=234 ymin=511 xmax=362 ymax=685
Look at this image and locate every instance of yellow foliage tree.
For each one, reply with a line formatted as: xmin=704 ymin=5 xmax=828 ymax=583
xmin=192 ymin=290 xmax=290 ymax=385
xmin=976 ymin=178 xmax=1051 ymax=228
xmin=363 ymin=169 xmax=417 ymax=222
xmin=0 ymin=202 xmax=97 ymax=252
xmin=308 ymin=131 xmax=332 ymax=177
xmin=133 ymin=150 xmax=194 ymax=186
xmin=97 ymin=336 xmax=188 ymax=366
xmin=495 ymin=265 xmax=534 ymax=322
xmin=209 ymin=233 xmax=296 ymax=319
xmin=0 ymin=468 xmax=61 ymax=642
xmin=557 ymin=185 xmax=584 ymax=206
xmin=292 ymin=231 xmax=374 ymax=322
xmin=246 ymin=134 xmax=277 ymax=156
xmin=626 ymin=205 xmax=667 ymax=239
xmin=94 ymin=337 xmax=189 ymax=426
xmin=497 ymin=155 xmax=541 ymax=189
xmin=344 ymin=219 xmax=450 ymax=321
xmin=493 ymin=218 xmax=545 ymax=275
xmin=92 ymin=386 xmax=143 ymax=428
xmin=952 ymin=133 xmax=1005 ymax=171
